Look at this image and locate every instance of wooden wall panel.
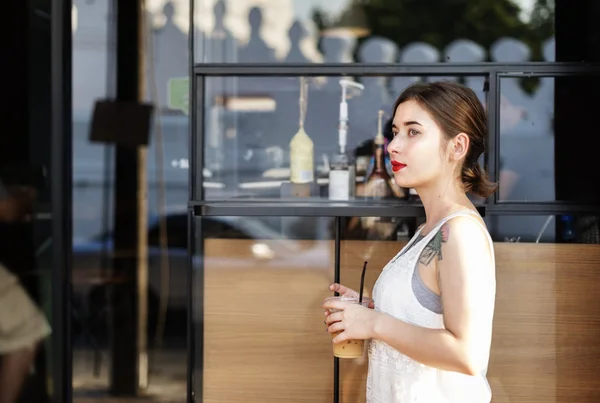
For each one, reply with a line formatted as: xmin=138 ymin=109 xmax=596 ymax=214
xmin=203 ymin=239 xmax=600 ymax=403
xmin=203 ymin=239 xmax=335 ymax=403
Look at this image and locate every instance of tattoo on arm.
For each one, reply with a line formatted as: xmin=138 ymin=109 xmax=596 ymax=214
xmin=420 ymin=224 xmax=450 ymax=295
xmin=418 ymin=223 xmax=450 ymax=266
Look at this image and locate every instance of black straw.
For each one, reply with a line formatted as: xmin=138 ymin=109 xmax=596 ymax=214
xmin=359 ymin=261 xmax=368 ymax=303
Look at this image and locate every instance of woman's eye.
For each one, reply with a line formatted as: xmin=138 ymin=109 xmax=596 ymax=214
xmin=392 ymin=131 xmax=399 ymax=137
xmin=409 ymin=129 xmax=420 ymax=136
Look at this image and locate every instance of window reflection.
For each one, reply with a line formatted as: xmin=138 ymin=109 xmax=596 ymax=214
xmin=199 ymin=75 xmax=489 ymax=201
xmin=72 ymin=0 xmax=189 ymax=400
xmin=486 ymin=214 xmax=600 ymax=244
xmin=193 ymin=0 xmax=555 ymax=64
xmin=498 ymin=73 xmax=600 ymax=203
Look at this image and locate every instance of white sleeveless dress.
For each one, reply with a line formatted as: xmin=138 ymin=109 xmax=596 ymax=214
xmin=366 ymin=210 xmax=495 ymax=403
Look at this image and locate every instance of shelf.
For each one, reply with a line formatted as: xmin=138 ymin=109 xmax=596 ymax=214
xmin=190 ymin=199 xmax=600 ymax=218
xmin=486 ymin=202 xmax=600 ymax=215
xmin=193 ymin=62 xmax=600 ymax=77
xmin=191 ymin=199 xmax=486 ymax=217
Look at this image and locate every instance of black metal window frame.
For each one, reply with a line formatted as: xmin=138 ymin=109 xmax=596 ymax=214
xmin=187 ymin=61 xmax=600 ymax=403
xmin=51 ymin=0 xmax=73 ymax=401
xmin=190 ymin=62 xmax=600 ymax=218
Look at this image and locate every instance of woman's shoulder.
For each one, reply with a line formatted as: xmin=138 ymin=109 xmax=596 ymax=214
xmin=443 ymin=210 xmax=489 ymax=238
xmin=439 ymin=212 xmax=494 ymax=264
xmin=449 ymin=209 xmax=487 ymax=229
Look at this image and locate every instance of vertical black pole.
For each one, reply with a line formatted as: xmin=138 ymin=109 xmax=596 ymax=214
xmin=51 ymin=0 xmax=72 ymax=401
xmin=191 ymin=75 xmax=205 ymax=399
xmin=189 ymin=53 xmax=205 ymax=402
xmin=187 ymin=0 xmax=197 ymax=394
xmin=486 ymin=72 xmax=498 ymax=201
xmin=486 ymin=72 xmax=499 ymax=235
xmin=110 ymin=0 xmax=142 ymax=395
xmin=333 ymin=216 xmax=341 ymax=403
xmin=186 ymin=208 xmax=196 ymax=403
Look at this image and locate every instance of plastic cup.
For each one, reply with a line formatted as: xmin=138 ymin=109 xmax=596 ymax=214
xmin=324 ymin=295 xmax=371 ymax=358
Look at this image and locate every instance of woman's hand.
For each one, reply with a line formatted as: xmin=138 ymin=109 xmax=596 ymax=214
xmin=323 ymin=283 xmax=375 ymax=327
xmin=329 ymin=283 xmax=358 ymax=299
xmin=327 ymin=283 xmax=375 ymax=309
xmin=323 ymin=298 xmax=382 ymax=343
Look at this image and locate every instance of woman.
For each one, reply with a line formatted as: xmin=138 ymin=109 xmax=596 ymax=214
xmin=323 ymin=81 xmax=497 ymax=403
xmin=0 ymin=181 xmax=51 ymax=403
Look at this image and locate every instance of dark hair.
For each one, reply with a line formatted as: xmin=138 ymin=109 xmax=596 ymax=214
xmin=393 ymin=81 xmax=497 ymax=198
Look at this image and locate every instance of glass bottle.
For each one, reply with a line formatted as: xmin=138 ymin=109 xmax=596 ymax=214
xmin=329 ymin=151 xmax=352 ymax=200
xmin=290 ymin=77 xmax=314 ymax=184
xmin=328 ymin=79 xmax=363 ymax=200
xmin=364 ymin=110 xmax=394 ymax=200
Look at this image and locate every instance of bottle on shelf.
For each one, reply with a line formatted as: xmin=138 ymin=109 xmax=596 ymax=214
xmin=362 ymin=117 xmax=407 ymax=199
xmin=328 ymin=151 xmax=351 ymax=200
xmin=289 ymin=125 xmax=314 ymax=184
xmin=364 ymin=138 xmax=390 ymax=180
xmin=288 ymin=77 xmax=315 ymax=197
xmin=328 ymin=79 xmax=364 ymax=201
xmin=363 ymin=110 xmax=395 ymax=200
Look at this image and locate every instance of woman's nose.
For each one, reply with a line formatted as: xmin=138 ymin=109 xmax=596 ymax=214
xmin=387 ymin=136 xmax=401 ymax=155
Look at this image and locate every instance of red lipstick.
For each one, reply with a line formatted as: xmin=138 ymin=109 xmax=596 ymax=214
xmin=391 ymin=161 xmax=406 ymax=172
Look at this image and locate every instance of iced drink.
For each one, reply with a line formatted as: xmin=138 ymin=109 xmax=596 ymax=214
xmin=325 ymin=296 xmax=371 ymax=359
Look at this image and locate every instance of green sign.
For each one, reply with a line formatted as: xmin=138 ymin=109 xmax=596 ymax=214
xmin=167 ymin=77 xmax=189 ymax=115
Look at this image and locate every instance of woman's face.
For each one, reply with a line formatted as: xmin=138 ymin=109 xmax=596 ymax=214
xmin=387 ymin=100 xmax=450 ymax=189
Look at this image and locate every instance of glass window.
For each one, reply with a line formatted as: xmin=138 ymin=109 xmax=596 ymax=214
xmin=193 ymin=215 xmax=335 ymax=401
xmin=72 ymin=0 xmax=190 ymax=400
xmin=486 ymin=214 xmax=600 ymax=244
xmin=498 ymin=73 xmax=600 ymax=203
xmin=486 ymin=214 xmax=600 ymax=403
xmin=193 ymin=0 xmax=555 ymax=64
xmin=195 ymin=74 xmax=489 ymax=201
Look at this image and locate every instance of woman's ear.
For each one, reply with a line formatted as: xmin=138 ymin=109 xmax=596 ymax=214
xmin=450 ymin=132 xmax=470 ymax=162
